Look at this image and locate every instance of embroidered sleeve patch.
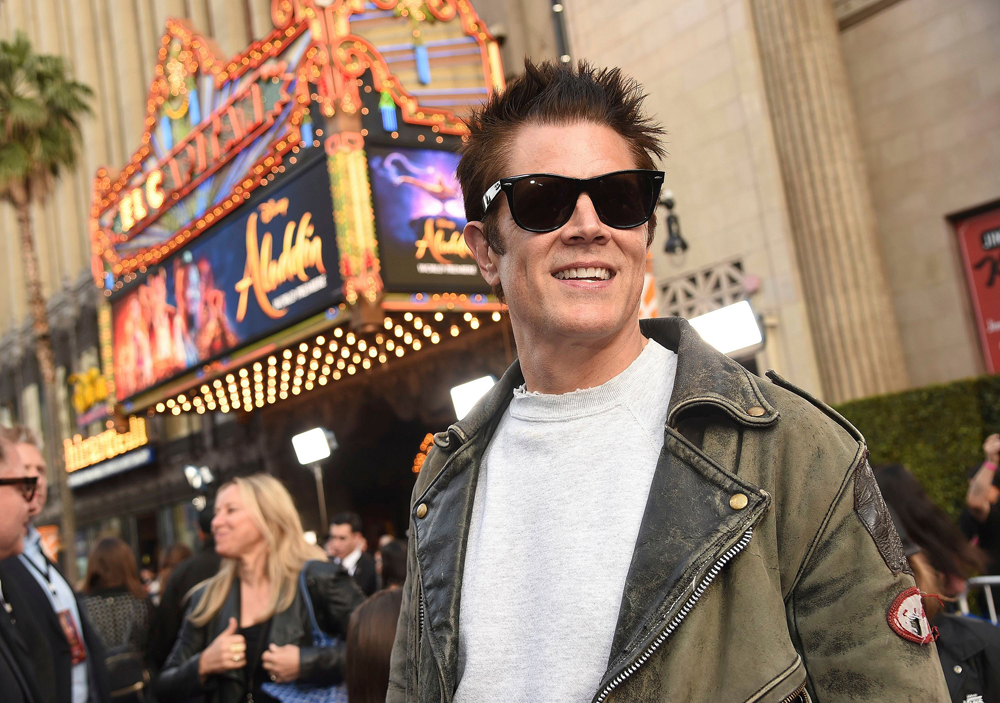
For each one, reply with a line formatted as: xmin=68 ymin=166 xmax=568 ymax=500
xmin=854 ymin=458 xmax=910 ymax=575
xmin=888 ymin=587 xmax=936 ymax=644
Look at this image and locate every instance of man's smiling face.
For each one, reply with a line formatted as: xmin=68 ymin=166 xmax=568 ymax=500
xmin=480 ymin=121 xmax=651 ymax=347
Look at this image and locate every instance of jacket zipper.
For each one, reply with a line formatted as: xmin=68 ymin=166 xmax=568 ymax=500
xmin=593 ymin=529 xmax=755 ymax=703
xmin=779 ymin=682 xmax=808 ymax=703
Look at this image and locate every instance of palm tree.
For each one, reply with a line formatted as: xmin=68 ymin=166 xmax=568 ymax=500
xmin=0 ymin=32 xmax=93 ymax=581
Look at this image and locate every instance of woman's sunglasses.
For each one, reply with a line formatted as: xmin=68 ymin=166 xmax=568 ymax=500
xmin=480 ymin=169 xmax=665 ymax=234
xmin=0 ymin=476 xmax=38 ymax=502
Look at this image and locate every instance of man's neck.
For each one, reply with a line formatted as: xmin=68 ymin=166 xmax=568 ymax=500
xmin=515 ymin=320 xmax=647 ymax=395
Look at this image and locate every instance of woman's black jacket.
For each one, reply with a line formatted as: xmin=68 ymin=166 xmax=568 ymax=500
xmin=153 ymin=560 xmax=364 ymax=703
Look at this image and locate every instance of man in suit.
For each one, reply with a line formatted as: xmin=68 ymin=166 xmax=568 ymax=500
xmin=0 ymin=425 xmax=110 ymax=703
xmin=0 ymin=430 xmax=43 ymax=703
xmin=326 ymin=512 xmax=377 ymax=595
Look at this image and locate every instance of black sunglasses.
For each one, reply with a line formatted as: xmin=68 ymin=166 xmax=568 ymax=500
xmin=0 ymin=476 xmax=37 ymax=503
xmin=481 ymin=169 xmax=665 ymax=233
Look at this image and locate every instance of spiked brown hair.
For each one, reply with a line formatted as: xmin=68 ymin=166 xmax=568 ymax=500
xmin=457 ymin=59 xmax=666 ymax=257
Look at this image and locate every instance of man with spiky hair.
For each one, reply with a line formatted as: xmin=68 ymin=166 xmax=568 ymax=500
xmin=387 ymin=60 xmax=949 ymax=702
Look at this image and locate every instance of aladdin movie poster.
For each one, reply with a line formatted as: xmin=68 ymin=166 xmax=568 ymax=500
xmin=957 ymin=207 xmax=1000 ymax=374
xmin=111 ymin=158 xmax=341 ymax=399
xmin=367 ymin=144 xmax=489 ymax=293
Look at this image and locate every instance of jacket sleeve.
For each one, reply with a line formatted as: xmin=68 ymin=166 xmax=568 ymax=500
xmin=299 ymin=562 xmax=365 ymax=685
xmin=152 ymin=591 xmax=213 ymax=701
xmin=787 ymin=455 xmax=951 ymax=702
xmin=386 ymin=531 xmax=418 ymax=703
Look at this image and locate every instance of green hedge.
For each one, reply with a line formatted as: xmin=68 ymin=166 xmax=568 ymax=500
xmin=834 ymin=375 xmax=1000 ymax=520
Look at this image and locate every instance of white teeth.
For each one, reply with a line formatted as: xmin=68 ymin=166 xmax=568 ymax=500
xmin=554 ymin=267 xmax=611 ymax=280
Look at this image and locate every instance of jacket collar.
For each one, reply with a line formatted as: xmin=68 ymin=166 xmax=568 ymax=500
xmin=448 ymin=317 xmax=778 ymax=445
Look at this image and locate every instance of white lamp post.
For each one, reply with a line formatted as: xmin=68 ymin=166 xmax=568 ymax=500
xmin=292 ymin=428 xmax=339 ymax=533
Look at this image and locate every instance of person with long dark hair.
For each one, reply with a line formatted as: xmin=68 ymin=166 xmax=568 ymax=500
xmin=154 ymin=474 xmax=364 ymax=703
xmin=345 ymin=588 xmax=403 ymax=703
xmin=875 ymin=463 xmax=1000 ymax=702
xmin=376 ymin=539 xmax=406 ymax=590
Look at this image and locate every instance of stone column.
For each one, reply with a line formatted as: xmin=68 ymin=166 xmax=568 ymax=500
xmin=751 ymin=0 xmax=908 ymax=403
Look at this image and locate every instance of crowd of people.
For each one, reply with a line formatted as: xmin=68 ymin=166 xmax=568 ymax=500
xmin=0 ymin=426 xmax=407 ymax=703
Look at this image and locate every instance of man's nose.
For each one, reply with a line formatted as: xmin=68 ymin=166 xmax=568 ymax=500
xmin=560 ymin=193 xmax=606 ymax=243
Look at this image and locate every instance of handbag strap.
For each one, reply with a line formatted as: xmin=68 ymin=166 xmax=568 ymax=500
xmin=298 ymin=561 xmax=324 ymax=635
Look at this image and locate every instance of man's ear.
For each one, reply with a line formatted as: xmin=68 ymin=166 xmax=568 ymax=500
xmin=464 ymin=221 xmax=501 ymax=287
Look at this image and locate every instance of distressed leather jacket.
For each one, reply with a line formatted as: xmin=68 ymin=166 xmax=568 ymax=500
xmin=387 ymin=317 xmax=950 ymax=702
xmin=155 ymin=560 xmax=363 ymax=703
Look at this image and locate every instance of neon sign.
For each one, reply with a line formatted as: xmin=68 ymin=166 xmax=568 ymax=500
xmin=64 ymin=416 xmax=149 ymax=474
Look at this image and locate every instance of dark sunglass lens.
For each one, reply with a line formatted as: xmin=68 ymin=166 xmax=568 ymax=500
xmin=511 ymin=177 xmax=577 ymax=231
xmin=591 ymin=172 xmax=654 ymax=228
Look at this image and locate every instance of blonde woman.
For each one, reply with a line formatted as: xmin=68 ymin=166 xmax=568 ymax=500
xmin=154 ymin=474 xmax=364 ymax=703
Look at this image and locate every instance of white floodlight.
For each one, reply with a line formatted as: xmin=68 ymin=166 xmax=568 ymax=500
xmin=183 ymin=465 xmax=203 ymax=490
xmin=688 ymin=301 xmax=764 ymax=356
xmin=450 ymin=376 xmax=497 ymax=420
xmin=292 ymin=427 xmax=338 ymax=465
xmin=303 ymin=531 xmax=318 ymax=545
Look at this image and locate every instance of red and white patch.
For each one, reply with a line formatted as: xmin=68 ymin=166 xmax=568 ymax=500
xmin=887 ymin=587 xmax=936 ymax=644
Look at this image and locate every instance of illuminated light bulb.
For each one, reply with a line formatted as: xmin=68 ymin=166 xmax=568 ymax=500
xmin=156 ymin=403 xmax=166 ymax=412
xmin=434 ymin=312 xmax=444 ymax=321
xmin=310 ymin=360 xmax=319 ymax=371
xmin=394 ymin=326 xmax=403 ymax=337
xmin=369 ymin=347 xmax=377 ymax=357
xmin=221 ymin=406 xmax=230 ymax=413
xmin=196 ymin=406 xmax=206 ymax=414
xmin=268 ymin=367 xmax=276 ymax=376
xmin=316 ymin=335 xmax=325 ymax=345
xmin=334 ymin=327 xmax=343 ymax=338
xmin=341 ymin=347 xmax=350 ymax=358
xmin=299 ymin=342 xmax=308 ymax=352
xmin=256 ymin=400 xmax=264 ymax=408
xmin=239 ymin=369 xmax=248 ymax=378
xmin=396 ymin=347 xmax=405 ymax=357
xmin=362 ymin=358 xmax=371 ymax=369
xmin=386 ymin=339 xmax=395 ymax=351
xmin=350 ymin=353 xmax=359 ymax=363
xmin=333 ymin=370 xmax=342 ymax=380
xmin=280 ymin=383 xmax=289 ymax=391
xmin=292 ymin=386 xmax=301 ymax=395
xmin=268 ymin=356 xmax=277 ymax=365
xmin=293 ymin=377 xmax=302 ymax=386
xmin=414 ymin=318 xmax=423 ymax=330
xmin=375 ymin=334 xmax=384 ymax=344
xmin=178 ymin=394 xmax=187 ymax=403
xmin=378 ymin=354 xmax=387 ymax=363
xmin=404 ymin=333 xmax=413 ymax=344
xmin=384 ymin=317 xmax=393 ymax=329
xmin=297 ymin=354 xmax=306 ymax=365
xmin=268 ymin=395 xmax=276 ymax=403
xmin=358 ymin=339 xmax=367 ymax=352
xmin=193 ymin=397 xmax=202 ymax=405
xmin=307 ymin=371 xmax=316 ymax=381
xmin=431 ymin=333 xmax=440 ymax=344
xmin=279 ymin=391 xmax=288 ymax=399
xmin=463 ymin=312 xmax=472 ymax=321
xmin=346 ymin=332 xmax=356 ymax=345
xmin=451 ymin=326 xmax=460 ymax=336
xmin=471 ymin=318 xmax=480 ymax=330
xmin=201 ymin=385 xmax=210 ymax=393
xmin=348 ymin=365 xmax=356 ymax=375
xmin=404 ymin=312 xmax=413 ymax=321
xmin=214 ymin=379 xmax=223 ymax=388
xmin=166 ymin=399 xmax=176 ymax=408
xmin=283 ymin=349 xmax=293 ymax=359
xmin=328 ymin=341 xmax=338 ymax=352
xmin=492 ymin=311 xmax=502 ymax=322
xmin=281 ymin=372 xmax=290 ymax=381
xmin=322 ymin=365 xmax=330 ymax=375
xmin=305 ymin=381 xmax=314 ymax=391
xmin=312 ymin=348 xmax=321 ymax=359
xmin=423 ymin=326 xmax=432 ymax=337
xmin=171 ymin=407 xmax=181 ymax=415
xmin=282 ymin=360 xmax=291 ymax=371
xmin=295 ymin=367 xmax=304 ymax=377
xmin=413 ymin=340 xmax=422 ymax=351
xmin=182 ymin=403 xmax=191 ymax=411
xmin=337 ymin=359 xmax=346 ymax=370
xmin=325 ymin=354 xmax=334 ymax=364
xmin=253 ymin=362 xmax=262 ymax=371
xmin=319 ymin=376 xmax=328 ymax=386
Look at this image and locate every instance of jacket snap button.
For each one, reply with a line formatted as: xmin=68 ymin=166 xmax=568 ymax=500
xmin=953 ymin=665 xmax=962 ymax=674
xmin=416 ymin=503 xmax=428 ymax=519
xmin=730 ymin=493 xmax=749 ymax=510
xmin=747 ymin=406 xmax=765 ymax=417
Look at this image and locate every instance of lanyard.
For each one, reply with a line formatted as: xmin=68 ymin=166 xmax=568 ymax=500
xmin=0 ymin=577 xmax=12 ymax=617
xmin=22 ymin=550 xmax=61 ymax=604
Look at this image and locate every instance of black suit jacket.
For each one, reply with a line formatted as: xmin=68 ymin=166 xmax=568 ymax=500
xmin=148 ymin=545 xmax=221 ymax=669
xmin=351 ymin=551 xmax=377 ymax=596
xmin=0 ymin=604 xmax=42 ymax=703
xmin=0 ymin=556 xmax=111 ymax=703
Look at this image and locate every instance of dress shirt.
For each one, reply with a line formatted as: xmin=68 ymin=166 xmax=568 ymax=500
xmin=341 ymin=547 xmax=362 ymax=576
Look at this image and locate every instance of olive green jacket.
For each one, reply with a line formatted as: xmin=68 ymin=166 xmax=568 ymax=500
xmin=387 ymin=317 xmax=950 ymax=702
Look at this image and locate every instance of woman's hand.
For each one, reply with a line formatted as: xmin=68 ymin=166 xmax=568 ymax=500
xmin=262 ymin=644 xmax=300 ymax=683
xmin=198 ymin=617 xmax=247 ymax=678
